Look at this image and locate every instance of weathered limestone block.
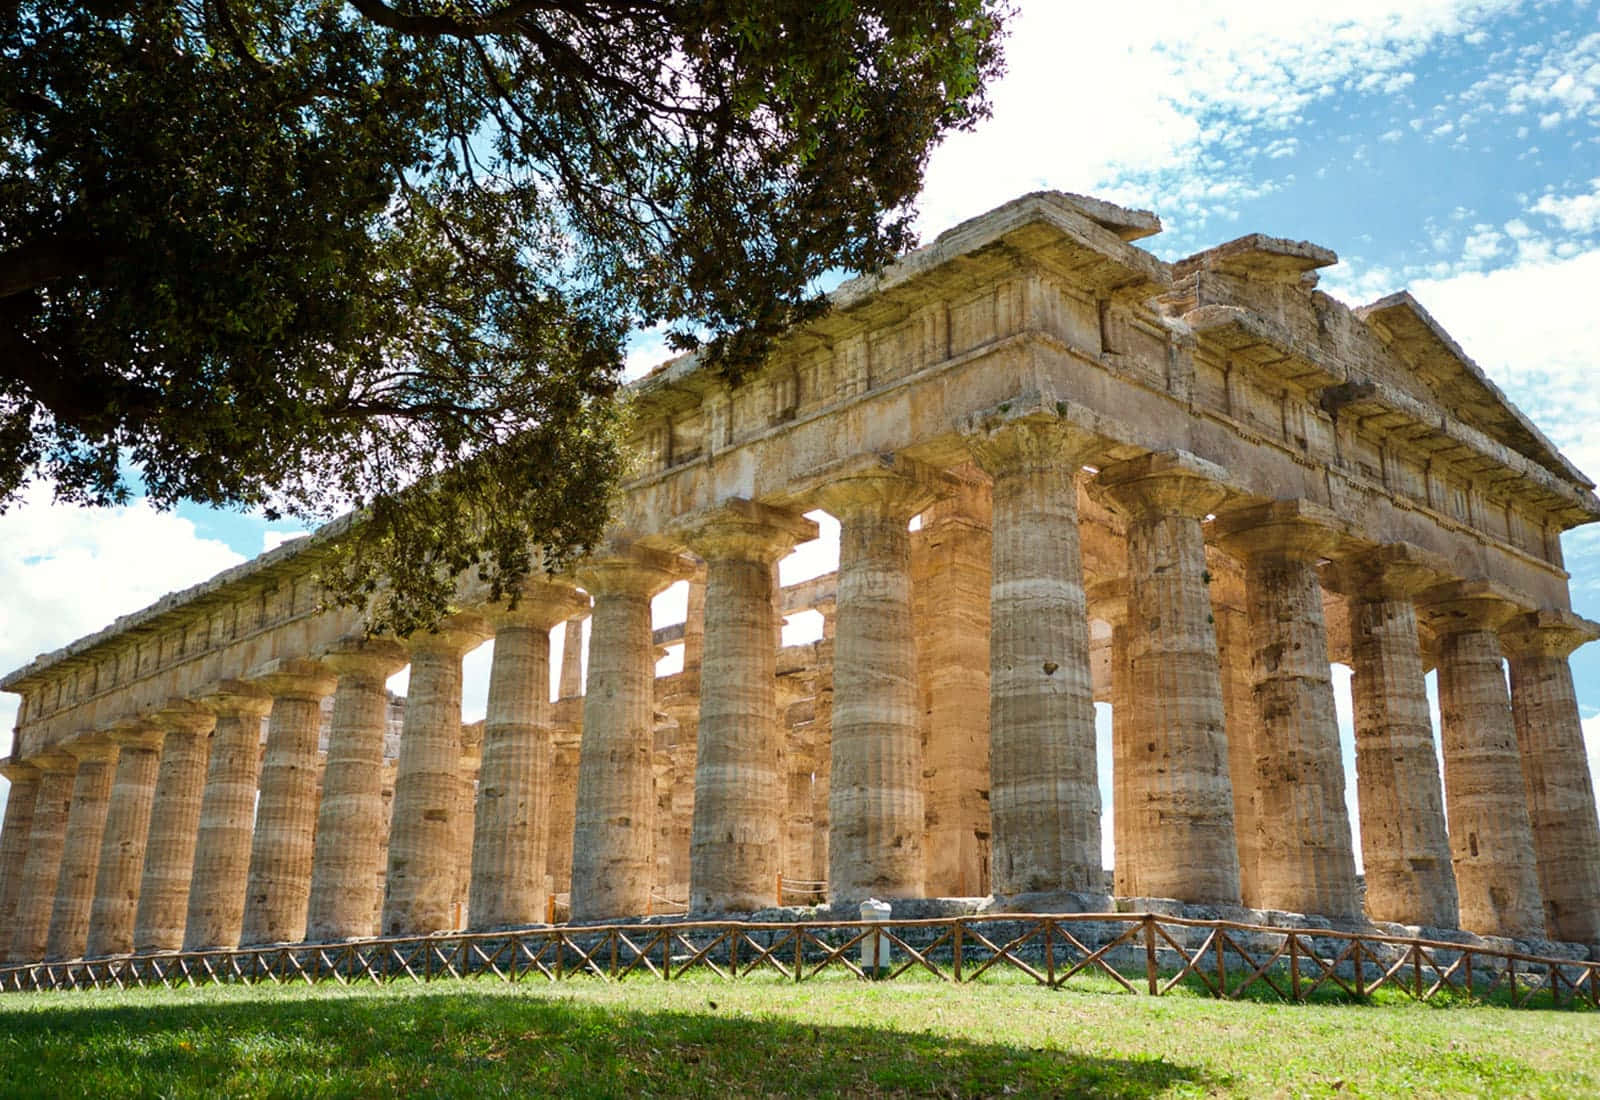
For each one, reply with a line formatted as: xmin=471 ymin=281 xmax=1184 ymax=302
xmin=305 ymin=640 xmax=407 ymax=942
xmin=677 ymin=499 xmax=816 ymax=913
xmin=1093 ymin=451 xmax=1241 ymax=905
xmin=1207 ymin=558 xmax=1262 ymax=907
xmin=969 ymin=413 xmax=1099 ymax=897
xmin=558 ymin=614 xmax=587 ymax=700
xmin=910 ymin=473 xmax=992 ymax=898
xmin=8 ymin=753 xmax=75 ymax=962
xmin=1213 ymin=501 xmax=1360 ymax=920
xmin=383 ymin=619 xmax=487 ymax=936
xmin=452 ymin=727 xmax=480 ymax=927
xmin=1325 ymin=545 xmax=1458 ymax=929
xmin=0 ymin=762 xmax=41 ymax=947
xmin=1501 ymin=610 xmax=1600 ymax=948
xmin=46 ymin=740 xmax=119 ymax=960
xmin=812 ymin=459 xmax=941 ymax=903
xmin=1420 ymin=582 xmax=1545 ymax=940
xmin=133 ymin=704 xmax=217 ymax=952
xmin=85 ymin=724 xmax=164 ymax=957
xmin=184 ymin=688 xmax=272 ymax=950
xmin=469 ymin=585 xmax=586 ymax=931
xmin=570 ymin=547 xmax=688 ymax=920
xmin=241 ymin=661 xmax=337 ymax=946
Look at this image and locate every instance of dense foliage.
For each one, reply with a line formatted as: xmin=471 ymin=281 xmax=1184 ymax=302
xmin=0 ymin=0 xmax=1005 ymax=631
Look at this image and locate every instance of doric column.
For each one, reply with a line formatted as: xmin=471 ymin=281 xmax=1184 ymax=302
xmin=133 ymin=703 xmax=217 ymax=952
xmin=469 ymin=584 xmax=587 ymax=931
xmin=85 ymin=723 xmax=164 ymax=957
xmin=569 ymin=547 xmax=688 ymax=921
xmin=968 ymin=412 xmax=1101 ymax=897
xmin=1092 ymin=451 xmax=1240 ymax=905
xmin=239 ymin=660 xmax=337 ymax=946
xmin=8 ymin=752 xmax=75 ymax=962
xmin=46 ymin=739 xmax=119 ymax=959
xmin=1325 ymin=545 xmax=1458 ymax=929
xmin=184 ymin=687 xmax=272 ymax=950
xmin=909 ymin=475 xmax=993 ymax=898
xmin=1501 ymin=610 xmax=1600 ymax=948
xmin=0 ymin=762 xmax=41 ymax=945
xmin=382 ymin=618 xmax=488 ymax=936
xmin=812 ymin=458 xmax=942 ymax=903
xmin=676 ymin=500 xmax=816 ymax=913
xmin=305 ymin=640 xmax=408 ymax=942
xmin=1088 ymin=581 xmax=1134 ymax=897
xmin=1212 ymin=501 xmax=1360 ymax=920
xmin=1419 ymin=582 xmax=1544 ymax=940
xmin=1207 ymin=558 xmax=1262 ymax=907
xmin=559 ymin=615 xmax=587 ymax=700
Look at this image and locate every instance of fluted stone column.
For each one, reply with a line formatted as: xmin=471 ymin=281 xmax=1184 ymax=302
xmin=86 ymin=724 xmax=164 ymax=957
xmin=1213 ymin=501 xmax=1360 ymax=920
xmin=184 ymin=688 xmax=272 ymax=950
xmin=0 ymin=762 xmax=41 ymax=943
xmin=1326 ymin=545 xmax=1458 ymax=929
xmin=1208 ymin=564 xmax=1262 ymax=908
xmin=678 ymin=500 xmax=816 ymax=913
xmin=306 ymin=640 xmax=408 ymax=942
xmin=1420 ymin=582 xmax=1544 ymax=940
xmin=1501 ymin=610 xmax=1600 ymax=947
xmin=240 ymin=661 xmax=337 ymax=946
xmin=470 ymin=585 xmax=586 ymax=931
xmin=133 ymin=704 xmax=217 ymax=952
xmin=383 ymin=619 xmax=487 ymax=936
xmin=813 ymin=459 xmax=941 ymax=903
xmin=1093 ymin=452 xmax=1240 ymax=905
xmin=46 ymin=740 xmax=119 ymax=959
xmin=1089 ymin=582 xmax=1135 ymax=897
xmin=969 ymin=414 xmax=1101 ymax=898
xmin=8 ymin=752 xmax=75 ymax=962
xmin=570 ymin=548 xmax=687 ymax=921
xmin=546 ymin=726 xmax=581 ymax=901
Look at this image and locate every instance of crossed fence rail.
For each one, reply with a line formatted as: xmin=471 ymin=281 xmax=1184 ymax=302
xmin=2 ymin=913 xmax=1595 ymax=1009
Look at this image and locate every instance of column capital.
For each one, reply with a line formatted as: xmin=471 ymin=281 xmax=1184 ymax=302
xmin=203 ymin=681 xmax=274 ymax=718
xmin=1209 ymin=499 xmax=1358 ymax=562
xmin=316 ymin=635 xmax=411 ymax=679
xmin=1416 ymin=579 xmax=1529 ymax=636
xmin=403 ymin=612 xmax=492 ymax=658
xmin=28 ymin=748 xmax=77 ymax=774
xmin=1500 ymin=609 xmax=1600 ymax=659
xmin=247 ymin=657 xmax=338 ymax=701
xmin=154 ymin=698 xmax=220 ymax=736
xmin=575 ymin=543 xmax=693 ymax=598
xmin=104 ymin=718 xmax=164 ymax=751
xmin=488 ymin=581 xmax=590 ymax=631
xmin=671 ymin=498 xmax=818 ymax=564
xmin=963 ymin=402 xmax=1106 ymax=475
xmin=0 ymin=760 xmax=40 ymax=783
xmin=1091 ymin=450 xmax=1233 ymax=521
xmin=61 ymin=736 xmax=118 ymax=765
xmin=800 ymin=453 xmax=949 ymax=523
xmin=1321 ymin=541 xmax=1450 ymax=599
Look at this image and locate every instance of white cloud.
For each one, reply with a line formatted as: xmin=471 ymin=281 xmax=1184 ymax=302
xmin=1530 ymin=179 xmax=1600 ymax=232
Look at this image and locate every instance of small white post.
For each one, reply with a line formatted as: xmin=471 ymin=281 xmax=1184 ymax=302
xmin=859 ymin=898 xmax=892 ymax=977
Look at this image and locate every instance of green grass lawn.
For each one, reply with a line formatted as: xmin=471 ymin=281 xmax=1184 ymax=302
xmin=0 ymin=971 xmax=1595 ymax=1098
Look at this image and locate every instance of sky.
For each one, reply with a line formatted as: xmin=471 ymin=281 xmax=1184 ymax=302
xmin=4 ymin=0 xmax=1600 ymax=868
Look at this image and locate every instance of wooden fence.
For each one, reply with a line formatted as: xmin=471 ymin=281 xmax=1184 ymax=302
xmin=2 ymin=913 xmax=1595 ymax=1009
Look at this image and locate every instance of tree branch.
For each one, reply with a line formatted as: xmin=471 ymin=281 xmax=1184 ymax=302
xmin=0 ymin=236 xmax=115 ymax=300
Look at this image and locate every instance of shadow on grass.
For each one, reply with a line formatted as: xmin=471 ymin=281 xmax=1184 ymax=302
xmin=0 ymin=985 xmax=1215 ymax=1099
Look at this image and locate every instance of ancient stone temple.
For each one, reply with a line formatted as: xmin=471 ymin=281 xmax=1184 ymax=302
xmin=3 ymin=192 xmax=1599 ymax=965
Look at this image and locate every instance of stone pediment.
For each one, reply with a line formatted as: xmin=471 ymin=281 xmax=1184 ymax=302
xmin=1357 ymin=291 xmax=1592 ymax=490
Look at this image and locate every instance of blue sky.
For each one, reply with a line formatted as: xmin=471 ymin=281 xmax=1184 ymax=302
xmin=3 ymin=0 xmax=1598 ymax=858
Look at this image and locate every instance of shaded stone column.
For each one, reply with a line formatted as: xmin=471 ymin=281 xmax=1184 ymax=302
xmin=910 ymin=476 xmax=993 ymax=898
xmin=1213 ymin=501 xmax=1360 ymax=920
xmin=1419 ymin=582 xmax=1544 ymax=940
xmin=134 ymin=703 xmax=217 ymax=952
xmin=570 ymin=547 xmax=687 ymax=921
xmin=1093 ymin=452 xmax=1240 ymax=905
xmin=813 ymin=459 xmax=941 ymax=903
xmin=0 ymin=762 xmax=41 ymax=944
xmin=470 ymin=585 xmax=587 ymax=931
xmin=658 ymin=570 xmax=705 ymax=901
xmin=306 ymin=640 xmax=408 ymax=942
xmin=86 ymin=724 xmax=164 ymax=957
xmin=46 ymin=740 xmax=119 ymax=959
xmin=1207 ymin=559 xmax=1263 ymax=908
xmin=1501 ymin=610 xmax=1600 ymax=948
xmin=8 ymin=752 xmax=76 ymax=962
xmin=677 ymin=500 xmax=816 ymax=913
xmin=969 ymin=413 xmax=1101 ymax=898
xmin=1325 ymin=545 xmax=1458 ymax=929
xmin=546 ymin=726 xmax=581 ymax=902
xmin=383 ymin=618 xmax=488 ymax=936
xmin=1088 ymin=581 xmax=1134 ymax=897
xmin=240 ymin=661 xmax=337 ymax=946
xmin=184 ymin=688 xmax=272 ymax=950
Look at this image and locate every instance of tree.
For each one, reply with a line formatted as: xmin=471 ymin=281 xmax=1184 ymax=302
xmin=0 ymin=0 xmax=1007 ymax=633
